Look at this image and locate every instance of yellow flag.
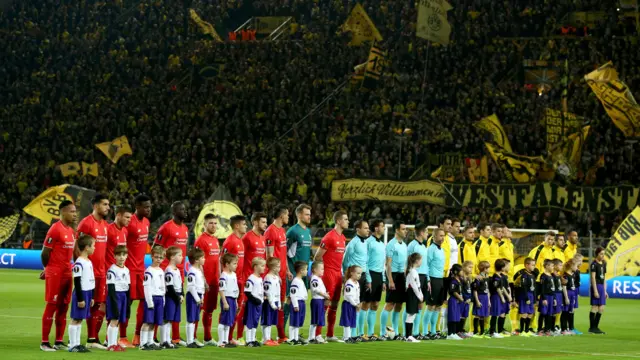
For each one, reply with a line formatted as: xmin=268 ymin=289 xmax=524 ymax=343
xmin=362 ymin=44 xmax=387 ymax=89
xmin=96 ymin=136 xmax=133 ymax=164
xmin=430 ymin=166 xmax=456 ymax=182
xmin=485 ymin=143 xmax=543 ymax=183
xmin=416 ymin=0 xmax=453 ymax=45
xmin=342 ymin=3 xmax=383 ymax=46
xmin=0 ymin=205 xmax=19 ymax=245
xmin=465 ymin=157 xmax=488 ymax=183
xmin=550 ymin=125 xmax=590 ymax=179
xmin=23 ymin=185 xmax=96 ymax=225
xmin=605 ymin=206 xmax=640 ymax=279
xmin=58 ymin=162 xmax=81 ymax=177
xmin=543 ymin=108 xmax=584 ymax=152
xmin=82 ymin=162 xmax=99 ymax=177
xmin=474 ymin=114 xmax=512 ymax=152
xmin=189 ymin=9 xmax=223 ymax=42
xmin=194 ymin=201 xmax=243 ymax=239
xmin=585 ymin=62 xmax=640 ymax=137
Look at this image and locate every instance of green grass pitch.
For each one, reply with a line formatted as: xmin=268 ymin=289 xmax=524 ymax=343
xmin=2 ymin=269 xmax=640 ymax=359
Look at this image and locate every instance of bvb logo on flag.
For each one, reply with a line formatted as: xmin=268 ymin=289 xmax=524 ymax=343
xmin=428 ymin=14 xmax=442 ymax=31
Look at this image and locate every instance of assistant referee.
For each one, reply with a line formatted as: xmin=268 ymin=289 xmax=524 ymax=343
xmin=423 ymin=228 xmax=446 ymax=339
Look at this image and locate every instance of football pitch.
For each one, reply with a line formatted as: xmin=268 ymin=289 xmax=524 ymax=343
xmin=2 ymin=270 xmax=640 ymax=359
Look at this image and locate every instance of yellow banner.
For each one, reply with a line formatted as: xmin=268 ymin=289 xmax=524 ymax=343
xmin=485 ymin=143 xmax=543 ymax=183
xmin=362 ymin=44 xmax=387 ymax=89
xmin=543 ymin=108 xmax=584 ymax=152
xmin=550 ymin=125 xmax=590 ymax=179
xmin=95 ymin=135 xmax=133 ymax=164
xmin=331 ymin=179 xmax=446 ymax=204
xmin=342 ymin=3 xmax=383 ymax=46
xmin=194 ymin=201 xmax=243 ymax=239
xmin=474 ymin=114 xmax=512 ymax=152
xmin=23 ymin=185 xmax=96 ymax=225
xmin=416 ymin=0 xmax=452 ymax=45
xmin=605 ymin=206 xmax=640 ymax=279
xmin=58 ymin=162 xmax=81 ymax=177
xmin=585 ymin=62 xmax=640 ymax=138
xmin=444 ymin=183 xmax=640 ymax=213
xmin=0 ymin=206 xmax=19 ymax=244
xmin=254 ymin=17 xmax=289 ymax=34
xmin=81 ymin=162 xmax=99 ymax=177
xmin=189 ymin=9 xmax=223 ymax=42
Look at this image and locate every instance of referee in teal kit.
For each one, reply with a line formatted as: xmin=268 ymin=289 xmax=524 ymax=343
xmin=342 ymin=220 xmax=370 ymax=341
xmin=424 ymin=228 xmax=446 ymax=339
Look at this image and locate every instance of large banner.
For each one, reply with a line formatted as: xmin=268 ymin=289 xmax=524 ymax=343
xmin=605 ymin=206 xmax=640 ymax=279
xmin=543 ymin=108 xmax=584 ymax=152
xmin=23 ymin=185 xmax=96 ymax=225
xmin=331 ymin=179 xmax=640 ymax=213
xmin=331 ymin=179 xmax=446 ymax=204
xmin=444 ymin=183 xmax=639 ymax=213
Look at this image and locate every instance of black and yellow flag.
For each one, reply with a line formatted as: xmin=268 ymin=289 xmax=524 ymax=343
xmin=96 ymin=136 xmax=133 ymax=164
xmin=485 ymin=143 xmax=543 ymax=183
xmin=341 ymin=3 xmax=383 ymax=46
xmin=550 ymin=125 xmax=590 ymax=179
xmin=362 ymin=44 xmax=387 ymax=89
xmin=430 ymin=165 xmax=456 ymax=182
xmin=189 ymin=9 xmax=224 ymax=42
xmin=543 ymin=108 xmax=584 ymax=152
xmin=465 ymin=157 xmax=489 ymax=183
xmin=0 ymin=204 xmax=19 ymax=245
xmin=416 ymin=0 xmax=453 ymax=45
xmin=474 ymin=114 xmax=512 ymax=152
xmin=585 ymin=62 xmax=640 ymax=137
xmin=82 ymin=162 xmax=99 ymax=177
xmin=58 ymin=162 xmax=81 ymax=177
xmin=23 ymin=185 xmax=96 ymax=225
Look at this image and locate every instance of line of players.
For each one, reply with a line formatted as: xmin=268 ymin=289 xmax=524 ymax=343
xmin=39 ymin=194 xmax=607 ymax=351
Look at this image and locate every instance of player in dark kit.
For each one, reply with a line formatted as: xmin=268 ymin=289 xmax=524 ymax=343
xmin=40 ymin=201 xmax=78 ymax=352
xmin=589 ymin=247 xmax=608 ymax=334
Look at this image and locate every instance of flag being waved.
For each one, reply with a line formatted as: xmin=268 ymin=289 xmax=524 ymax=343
xmin=485 ymin=143 xmax=543 ymax=183
xmin=189 ymin=9 xmax=224 ymax=42
xmin=585 ymin=62 xmax=640 ymax=138
xmin=82 ymin=162 xmax=99 ymax=177
xmin=362 ymin=43 xmax=388 ymax=89
xmin=341 ymin=3 xmax=383 ymax=46
xmin=23 ymin=185 xmax=96 ymax=225
xmin=549 ymin=125 xmax=590 ymax=179
xmin=416 ymin=0 xmax=453 ymax=45
xmin=474 ymin=114 xmax=512 ymax=152
xmin=58 ymin=162 xmax=81 ymax=177
xmin=95 ymin=135 xmax=133 ymax=164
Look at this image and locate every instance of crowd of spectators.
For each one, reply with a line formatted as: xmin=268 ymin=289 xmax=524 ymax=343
xmin=1 ymin=0 xmax=638 ymax=246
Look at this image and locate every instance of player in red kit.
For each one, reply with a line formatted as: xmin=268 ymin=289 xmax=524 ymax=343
xmin=76 ymin=194 xmax=110 ymax=349
xmin=40 ymin=200 xmax=77 ymax=352
xmin=221 ymin=215 xmax=247 ymax=345
xmin=106 ymin=206 xmax=132 ymax=269
xmin=264 ymin=205 xmax=291 ymax=342
xmin=153 ymin=201 xmax=189 ymax=345
xmin=193 ymin=213 xmax=221 ymax=346
xmin=126 ymin=195 xmax=152 ymax=347
xmin=313 ymin=210 xmax=348 ymax=342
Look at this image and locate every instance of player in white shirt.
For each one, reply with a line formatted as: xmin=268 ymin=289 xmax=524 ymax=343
xmin=288 ymin=261 xmax=309 ymax=345
xmin=340 ymin=266 xmax=362 ymax=343
xmin=69 ymin=235 xmax=96 ymax=353
xmin=244 ymin=258 xmax=266 ymax=347
xmin=218 ymin=254 xmax=240 ymax=348
xmin=161 ymin=247 xmax=184 ymax=349
xmin=106 ymin=245 xmax=130 ymax=352
xmin=140 ymin=246 xmax=166 ymax=350
xmin=262 ymin=258 xmax=282 ymax=346
xmin=404 ymin=253 xmax=424 ymax=343
xmin=309 ymin=261 xmax=330 ymax=344
xmin=185 ymin=249 xmax=206 ymax=348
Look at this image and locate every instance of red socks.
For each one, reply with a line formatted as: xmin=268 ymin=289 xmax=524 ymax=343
xmin=135 ymin=303 xmax=144 ymax=336
xmin=194 ymin=321 xmax=199 ymax=339
xmin=172 ymin=321 xmax=180 ymax=341
xmin=120 ymin=320 xmax=128 ymax=338
xmin=55 ymin=303 xmax=69 ymax=342
xmin=277 ymin=308 xmax=286 ymax=339
xmin=203 ymin=312 xmax=213 ymax=341
xmin=327 ymin=307 xmax=337 ymax=337
xmin=41 ymin=303 xmax=57 ymax=343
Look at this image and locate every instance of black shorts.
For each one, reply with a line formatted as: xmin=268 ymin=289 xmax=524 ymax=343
xmin=363 ymin=271 xmax=383 ymax=303
xmin=418 ymin=274 xmax=428 ymax=300
xmin=427 ymin=277 xmax=445 ymax=306
xmin=406 ymin=289 xmax=421 ymax=314
xmin=358 ymin=275 xmax=367 ymax=303
xmin=385 ymin=272 xmax=406 ymax=304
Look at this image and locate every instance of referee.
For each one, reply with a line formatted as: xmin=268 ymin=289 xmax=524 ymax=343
xmin=424 ymin=228 xmax=446 ymax=340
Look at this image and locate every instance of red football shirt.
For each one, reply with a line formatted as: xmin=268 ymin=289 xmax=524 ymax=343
xmin=221 ymin=233 xmax=245 ymax=283
xmin=264 ymin=224 xmax=287 ymax=278
xmin=106 ymin=223 xmax=127 ymax=269
xmin=125 ymin=214 xmax=150 ymax=273
xmin=43 ymin=221 xmax=76 ymax=274
xmin=194 ymin=232 xmax=221 ymax=284
xmin=154 ymin=219 xmax=189 ymax=272
xmin=77 ymin=214 xmax=109 ymax=277
xmin=242 ymin=230 xmax=266 ymax=281
xmin=319 ymin=229 xmax=346 ymax=274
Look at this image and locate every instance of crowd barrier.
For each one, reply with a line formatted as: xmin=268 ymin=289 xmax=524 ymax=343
xmin=2 ymin=249 xmax=638 ymax=299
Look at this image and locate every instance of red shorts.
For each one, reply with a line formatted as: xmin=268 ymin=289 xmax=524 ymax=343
xmin=93 ymin=276 xmax=107 ymax=303
xmin=45 ymin=271 xmax=73 ymax=304
xmin=322 ymin=271 xmax=343 ymax=303
xmin=202 ymin=280 xmax=219 ymax=313
xmin=129 ymin=272 xmax=145 ymax=300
